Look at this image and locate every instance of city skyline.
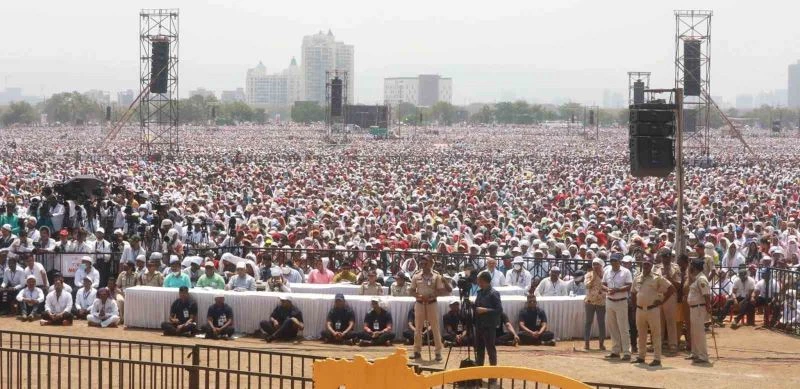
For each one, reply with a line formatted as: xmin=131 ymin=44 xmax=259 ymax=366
xmin=1 ymin=1 xmax=799 ymax=106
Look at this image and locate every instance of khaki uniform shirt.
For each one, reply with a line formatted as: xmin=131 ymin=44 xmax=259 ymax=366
xmin=391 ymin=282 xmax=411 ymax=297
xmin=687 ymin=274 xmax=711 ymax=305
xmin=632 ymin=272 xmax=670 ymax=308
xmin=140 ymin=271 xmax=164 ymax=287
xmin=409 ymin=271 xmax=445 ymax=299
xmin=653 ymin=263 xmax=681 ymax=285
xmin=360 ymin=282 xmax=383 ymax=296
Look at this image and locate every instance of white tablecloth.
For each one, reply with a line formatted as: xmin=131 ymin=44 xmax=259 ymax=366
xmin=124 ymin=287 xmax=599 ymax=340
xmin=288 ymin=283 xmax=527 ymax=297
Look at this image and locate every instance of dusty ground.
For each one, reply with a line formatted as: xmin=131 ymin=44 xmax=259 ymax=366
xmin=0 ymin=316 xmax=798 ymax=389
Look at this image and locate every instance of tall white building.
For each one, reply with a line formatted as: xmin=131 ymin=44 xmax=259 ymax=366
xmin=245 ymin=58 xmax=302 ymax=106
xmin=301 ymin=30 xmax=355 ymax=104
xmin=117 ymin=89 xmax=134 ymax=107
xmin=384 ymin=75 xmax=452 ymax=106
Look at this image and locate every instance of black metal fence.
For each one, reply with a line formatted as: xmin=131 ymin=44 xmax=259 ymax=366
xmin=764 ymin=267 xmax=800 ymax=335
xmin=0 ymin=330 xmax=663 ymax=389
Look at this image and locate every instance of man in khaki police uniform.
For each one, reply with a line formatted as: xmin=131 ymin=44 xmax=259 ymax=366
xmin=631 ymin=256 xmax=675 ymax=367
xmin=409 ymin=256 xmax=452 ymax=361
xmin=686 ymin=259 xmax=712 ymax=364
xmin=653 ymin=248 xmax=681 ymax=353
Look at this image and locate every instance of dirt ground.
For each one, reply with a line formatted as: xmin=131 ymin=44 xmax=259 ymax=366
xmin=1 ymin=316 xmax=798 ymax=389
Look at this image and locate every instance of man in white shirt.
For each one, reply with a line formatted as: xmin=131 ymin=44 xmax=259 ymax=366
xmin=87 ymin=287 xmax=120 ymax=328
xmin=120 ymin=236 xmax=146 ymax=264
xmin=42 ymin=278 xmax=73 ymax=325
xmin=226 ymin=262 xmax=256 ymax=291
xmin=33 ymin=227 xmax=57 ymax=253
xmin=92 ymin=227 xmax=112 ymax=285
xmin=485 ymin=258 xmax=506 ymax=287
xmin=1 ymin=254 xmax=25 ymax=314
xmin=67 ymin=229 xmax=93 ymax=253
xmin=505 ymin=257 xmax=532 ymax=289
xmin=534 ymin=267 xmax=569 ymax=297
xmin=733 ymin=269 xmax=780 ymax=329
xmin=74 ymin=276 xmax=97 ymax=319
xmin=20 ymin=253 xmax=48 ymax=290
xmin=16 ymin=275 xmax=44 ymax=321
xmin=73 ymin=256 xmax=100 ymax=290
xmin=720 ymin=268 xmax=756 ymax=326
xmin=602 ymin=255 xmax=633 ymax=361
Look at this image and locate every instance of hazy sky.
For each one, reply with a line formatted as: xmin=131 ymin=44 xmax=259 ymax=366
xmin=2 ymin=0 xmax=798 ymax=105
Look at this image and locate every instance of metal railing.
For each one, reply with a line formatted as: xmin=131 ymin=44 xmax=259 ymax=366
xmin=764 ymin=267 xmax=800 ymax=335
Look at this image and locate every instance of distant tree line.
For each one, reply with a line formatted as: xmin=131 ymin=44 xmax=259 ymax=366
xmin=3 ymin=93 xmax=800 ymax=129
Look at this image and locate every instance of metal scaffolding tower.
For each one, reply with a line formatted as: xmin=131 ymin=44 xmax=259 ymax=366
xmin=674 ymin=10 xmax=711 ymax=161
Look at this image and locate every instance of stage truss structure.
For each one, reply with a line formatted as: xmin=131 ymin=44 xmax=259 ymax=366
xmin=674 ymin=9 xmax=711 ymax=161
xmin=139 ymin=9 xmax=180 ymax=156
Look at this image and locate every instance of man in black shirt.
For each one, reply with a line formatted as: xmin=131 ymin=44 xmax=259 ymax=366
xmin=402 ymin=307 xmax=430 ymax=345
xmin=320 ymin=293 xmax=357 ymax=343
xmin=201 ymin=294 xmax=234 ymax=339
xmin=356 ymin=297 xmax=394 ymax=346
xmin=517 ymin=295 xmax=555 ymax=346
xmin=474 ymin=271 xmax=502 ymax=367
xmin=160 ymin=286 xmax=198 ymax=336
xmin=494 ymin=312 xmax=520 ymax=346
xmin=442 ymin=301 xmax=471 ymax=347
xmin=260 ymin=296 xmax=304 ymax=342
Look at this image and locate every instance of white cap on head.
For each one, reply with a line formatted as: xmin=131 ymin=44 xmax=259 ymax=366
xmin=270 ymin=267 xmax=281 ymax=277
xmin=236 ymin=262 xmax=246 ymax=269
xmin=169 ymin=256 xmax=180 ymax=265
xmin=95 ymin=227 xmax=105 ymax=235
xmin=550 ymin=266 xmax=561 ymax=273
xmin=81 ymin=255 xmax=94 ymax=264
xmin=592 ymin=258 xmax=605 ymax=267
xmin=26 ymin=275 xmax=36 ymax=282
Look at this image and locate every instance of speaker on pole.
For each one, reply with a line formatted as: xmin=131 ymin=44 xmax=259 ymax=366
xmin=684 ymin=40 xmax=702 ymax=96
xmin=589 ymin=110 xmax=595 ymax=126
xmin=211 ymin=106 xmax=216 ymax=120
xmin=151 ymin=40 xmax=170 ymax=94
xmin=330 ymin=77 xmax=343 ymax=117
xmin=106 ymin=106 xmax=112 ymax=122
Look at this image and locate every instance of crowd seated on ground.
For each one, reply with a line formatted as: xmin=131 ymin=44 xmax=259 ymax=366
xmin=0 ymin=123 xmax=798 ymax=339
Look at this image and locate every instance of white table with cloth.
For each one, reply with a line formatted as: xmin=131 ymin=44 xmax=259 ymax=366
xmin=124 ymin=286 xmax=601 ymax=341
xmin=287 ymin=283 xmax=528 ymax=297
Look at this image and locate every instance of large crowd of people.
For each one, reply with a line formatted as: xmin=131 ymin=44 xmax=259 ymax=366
xmin=0 ymin=123 xmax=799 ymax=368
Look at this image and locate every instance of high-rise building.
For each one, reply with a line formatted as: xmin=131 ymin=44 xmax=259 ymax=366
xmin=301 ymin=30 xmax=354 ymax=104
xmin=117 ymin=89 xmax=135 ymax=107
xmin=221 ymin=88 xmax=246 ymax=103
xmin=384 ymin=75 xmax=452 ymax=106
xmin=245 ymin=58 xmax=302 ymax=106
xmin=789 ymin=61 xmax=800 ymax=109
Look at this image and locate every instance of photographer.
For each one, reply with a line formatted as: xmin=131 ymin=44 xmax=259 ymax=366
xmin=474 ymin=271 xmax=502 ymax=370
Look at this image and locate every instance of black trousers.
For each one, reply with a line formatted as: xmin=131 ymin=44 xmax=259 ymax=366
xmin=42 ymin=311 xmax=73 ymax=324
xmin=200 ymin=324 xmax=234 ymax=339
xmin=403 ymin=329 xmax=431 ymax=345
xmin=474 ymin=329 xmax=497 ymax=366
xmin=628 ymin=302 xmax=638 ymax=351
xmin=320 ymin=329 xmax=357 ymax=343
xmin=0 ymin=289 xmax=16 ymax=312
xmin=736 ymin=296 xmax=769 ymax=324
xmin=161 ymin=321 xmax=198 ymax=336
xmin=518 ymin=331 xmax=555 ymax=345
xmin=443 ymin=333 xmax=473 ymax=347
xmin=96 ymin=259 xmax=111 ymax=288
xmin=496 ymin=332 xmax=515 ymax=346
xmin=260 ymin=320 xmax=299 ymax=341
xmin=356 ymin=331 xmax=395 ymax=346
xmin=717 ymin=297 xmax=745 ymax=322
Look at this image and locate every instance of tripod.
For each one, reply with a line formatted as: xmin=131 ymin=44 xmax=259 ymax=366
xmin=443 ymin=297 xmax=480 ymax=388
